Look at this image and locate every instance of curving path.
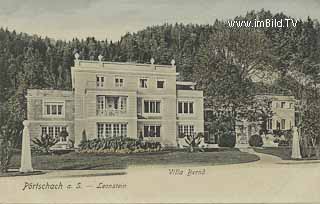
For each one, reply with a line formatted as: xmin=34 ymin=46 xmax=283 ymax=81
xmin=239 ymin=147 xmax=283 ymax=165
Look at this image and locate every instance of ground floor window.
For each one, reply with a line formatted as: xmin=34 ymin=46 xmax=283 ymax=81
xmin=178 ymin=125 xmax=194 ymax=137
xmin=41 ymin=126 xmax=67 ymax=141
xmin=267 ymin=119 xmax=272 ymax=130
xmin=97 ymin=123 xmax=127 ymax=138
xmin=281 ymin=119 xmax=286 ymax=130
xmin=144 ymin=125 xmax=161 ymax=137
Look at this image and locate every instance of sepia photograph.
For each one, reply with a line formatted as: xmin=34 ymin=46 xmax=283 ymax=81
xmin=0 ymin=0 xmax=320 ymax=203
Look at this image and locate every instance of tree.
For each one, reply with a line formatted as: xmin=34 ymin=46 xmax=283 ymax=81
xmin=0 ymin=100 xmax=20 ymax=173
xmin=300 ymin=87 xmax=320 ymax=158
xmin=194 ymin=27 xmax=273 ymax=133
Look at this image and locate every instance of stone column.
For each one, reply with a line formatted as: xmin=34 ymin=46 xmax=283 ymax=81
xmin=291 ymin=127 xmax=302 ymax=159
xmin=20 ymin=120 xmax=33 ymax=173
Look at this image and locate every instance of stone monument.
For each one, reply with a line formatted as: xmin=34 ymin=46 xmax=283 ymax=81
xmin=291 ymin=127 xmax=302 ymax=159
xmin=20 ymin=120 xmax=33 ymax=173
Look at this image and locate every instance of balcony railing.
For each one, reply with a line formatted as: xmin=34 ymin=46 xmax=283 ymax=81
xmin=96 ymin=109 xmax=127 ymax=117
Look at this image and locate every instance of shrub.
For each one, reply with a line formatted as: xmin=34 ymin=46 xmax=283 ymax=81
xmin=59 ymin=130 xmax=68 ymax=141
xmin=78 ymin=137 xmax=162 ymax=154
xmin=273 ymin=130 xmax=292 ymax=138
xmin=218 ymin=131 xmax=236 ymax=148
xmin=32 ymin=134 xmax=59 ymax=154
xmin=278 ymin=140 xmax=289 ymax=147
xmin=185 ymin=133 xmax=204 ymax=152
xmin=0 ymin=138 xmax=13 ymax=173
xmin=273 ymin=138 xmax=280 ymax=143
xmin=178 ymin=132 xmax=186 ymax=139
xmin=249 ymin=134 xmax=263 ymax=147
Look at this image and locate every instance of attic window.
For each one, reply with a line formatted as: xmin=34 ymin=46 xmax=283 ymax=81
xmin=157 ymin=80 xmax=165 ymax=89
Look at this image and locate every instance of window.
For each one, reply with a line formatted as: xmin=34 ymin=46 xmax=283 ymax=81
xmin=178 ymin=125 xmax=183 ymax=136
xmin=184 ymin=103 xmax=188 ymax=114
xmin=178 ymin=125 xmax=195 ymax=137
xmin=190 ymin=126 xmax=194 ymax=134
xmin=97 ymin=123 xmax=127 ymax=138
xmin=58 ymin=105 xmax=63 ymax=115
xmin=48 ymin=127 xmax=54 ymax=138
xmin=41 ymin=126 xmax=67 ymax=139
xmin=44 ymin=102 xmax=64 ymax=116
xmin=97 ymin=96 xmax=105 ymax=110
xmin=119 ymin=97 xmax=127 ymax=110
xmin=96 ymin=76 xmax=105 ymax=87
xmin=97 ymin=123 xmax=104 ymax=138
xmin=139 ymin=78 xmax=148 ymax=88
xmin=157 ymin=80 xmax=165 ymax=88
xmin=183 ymin=125 xmax=188 ymax=134
xmin=281 ymin=102 xmax=286 ymax=108
xmin=113 ymin=124 xmax=120 ymax=137
xmin=267 ymin=119 xmax=273 ymax=130
xmin=178 ymin=102 xmax=183 ymax=113
xmin=281 ymin=119 xmax=286 ymax=130
xmin=52 ymin=105 xmax=57 ymax=115
xmin=41 ymin=127 xmax=47 ymax=136
xmin=114 ymin=99 xmax=118 ymax=109
xmin=115 ymin=77 xmax=124 ymax=88
xmin=144 ymin=125 xmax=161 ymax=137
xmin=189 ymin=103 xmax=194 ymax=114
xmin=144 ymin=100 xmax=160 ymax=113
xmin=105 ymin=124 xmax=112 ymax=137
xmin=46 ymin=105 xmax=50 ymax=115
xmin=178 ymin=101 xmax=194 ymax=114
xmin=54 ymin=126 xmax=61 ymax=138
xmin=121 ymin=124 xmax=127 ymax=137
xmin=289 ymin=103 xmax=294 ymax=109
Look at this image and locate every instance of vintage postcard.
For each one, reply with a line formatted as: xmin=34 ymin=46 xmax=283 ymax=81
xmin=0 ymin=0 xmax=320 ymax=203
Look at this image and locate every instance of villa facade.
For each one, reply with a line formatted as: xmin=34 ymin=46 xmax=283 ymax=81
xmin=26 ymin=57 xmax=204 ymax=148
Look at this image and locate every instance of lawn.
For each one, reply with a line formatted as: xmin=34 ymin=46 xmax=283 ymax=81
xmin=254 ymin=147 xmax=320 ymax=160
xmin=8 ymin=149 xmax=259 ymax=170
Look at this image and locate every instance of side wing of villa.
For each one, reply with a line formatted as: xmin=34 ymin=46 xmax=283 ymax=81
xmin=204 ymin=94 xmax=297 ymax=146
xmin=26 ymin=57 xmax=204 ymax=149
xmin=235 ymin=95 xmax=297 ymax=146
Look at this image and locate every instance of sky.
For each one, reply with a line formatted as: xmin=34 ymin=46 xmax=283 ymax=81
xmin=1 ymin=0 xmax=320 ymax=41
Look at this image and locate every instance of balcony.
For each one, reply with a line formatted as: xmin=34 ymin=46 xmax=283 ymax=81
xmin=96 ymin=95 xmax=127 ymax=117
xmin=96 ymin=109 xmax=127 ymax=117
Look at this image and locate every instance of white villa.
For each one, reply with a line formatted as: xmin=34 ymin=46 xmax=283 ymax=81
xmin=26 ymin=56 xmax=204 ymax=149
